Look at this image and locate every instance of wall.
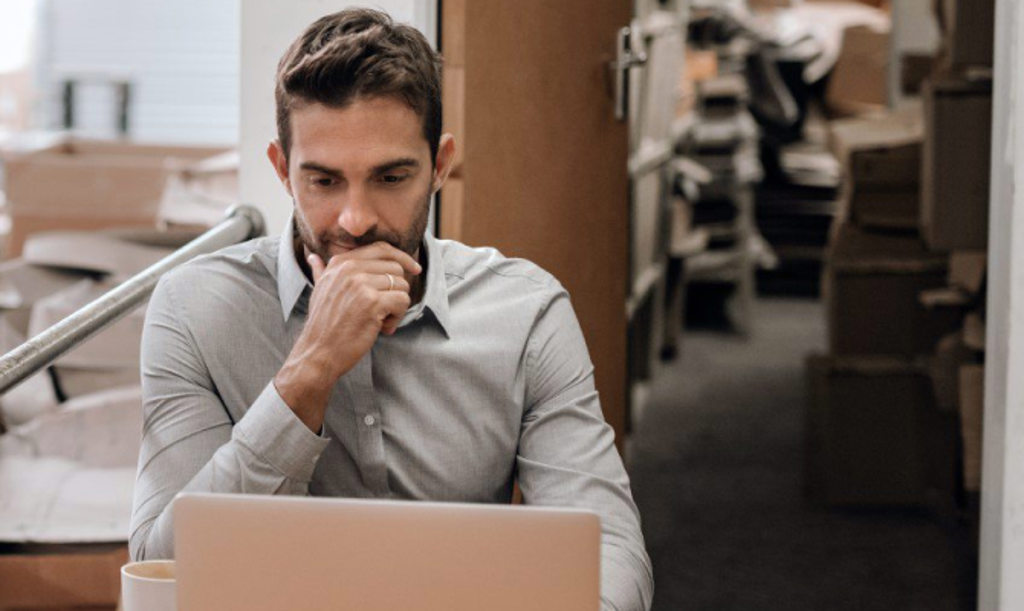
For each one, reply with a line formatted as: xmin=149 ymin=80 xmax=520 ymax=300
xmin=39 ymin=0 xmax=239 ymax=144
xmin=979 ymin=0 xmax=1023 ymax=608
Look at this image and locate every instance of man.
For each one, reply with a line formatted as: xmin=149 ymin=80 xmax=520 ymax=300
xmin=130 ymin=8 xmax=653 ymax=610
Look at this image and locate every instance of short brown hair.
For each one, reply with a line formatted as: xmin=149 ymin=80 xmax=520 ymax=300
xmin=275 ymin=8 xmax=442 ymax=162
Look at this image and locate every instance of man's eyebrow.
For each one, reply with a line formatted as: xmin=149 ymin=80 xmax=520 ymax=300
xmin=298 ymin=162 xmax=342 ymax=178
xmin=372 ymin=158 xmax=420 ymax=175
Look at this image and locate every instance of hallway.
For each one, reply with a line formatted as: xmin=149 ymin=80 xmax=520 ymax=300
xmin=629 ymin=298 xmax=976 ymax=610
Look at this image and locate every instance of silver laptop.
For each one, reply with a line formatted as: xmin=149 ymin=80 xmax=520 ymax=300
xmin=173 ymin=492 xmax=601 ymax=611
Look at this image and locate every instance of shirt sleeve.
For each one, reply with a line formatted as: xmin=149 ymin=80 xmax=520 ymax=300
xmin=516 ymin=286 xmax=654 ymax=611
xmin=129 ymin=274 xmax=330 ymax=562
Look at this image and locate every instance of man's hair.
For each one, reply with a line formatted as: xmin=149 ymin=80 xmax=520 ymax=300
xmin=275 ymin=8 xmax=442 ymax=162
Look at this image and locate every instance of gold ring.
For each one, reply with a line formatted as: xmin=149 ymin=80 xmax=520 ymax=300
xmin=386 ymin=273 xmax=395 ymax=291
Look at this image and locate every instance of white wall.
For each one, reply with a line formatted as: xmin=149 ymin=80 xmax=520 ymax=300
xmin=238 ymin=1 xmax=436 ymax=237
xmin=39 ymin=0 xmax=240 ymax=144
xmin=979 ymin=0 xmax=1023 ymax=608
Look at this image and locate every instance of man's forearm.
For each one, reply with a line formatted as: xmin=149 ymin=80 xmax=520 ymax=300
xmin=130 ymin=383 xmax=329 ymax=561
xmin=274 ymin=356 xmax=334 ymax=433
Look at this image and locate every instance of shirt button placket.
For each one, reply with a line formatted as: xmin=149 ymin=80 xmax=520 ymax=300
xmin=353 ymin=354 xmax=388 ymax=496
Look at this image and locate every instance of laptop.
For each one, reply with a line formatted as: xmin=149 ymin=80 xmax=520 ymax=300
xmin=173 ymin=492 xmax=601 ymax=610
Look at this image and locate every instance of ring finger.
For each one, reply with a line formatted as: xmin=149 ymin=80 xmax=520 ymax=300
xmin=376 ymin=272 xmax=411 ymax=294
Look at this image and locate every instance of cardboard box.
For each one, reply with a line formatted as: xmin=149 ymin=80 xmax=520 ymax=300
xmin=0 ymin=259 xmax=88 ymax=428
xmin=28 ymin=279 xmax=146 ymax=370
xmin=55 ymin=366 xmax=139 ymax=400
xmin=929 ymin=331 xmax=980 ymax=412
xmin=963 ymin=311 xmax=986 ymax=352
xmin=157 ymin=150 xmax=239 ymax=229
xmin=949 ymin=250 xmax=987 ymax=295
xmin=959 ymin=364 xmax=984 ymax=492
xmin=901 ymin=53 xmax=937 ymax=96
xmin=830 ymin=109 xmax=922 ymax=230
xmin=825 ymin=224 xmax=961 ymax=356
xmin=921 ymin=75 xmax=993 ymax=251
xmin=0 ymin=543 xmax=126 ymax=609
xmin=2 ymin=138 xmax=227 ymax=257
xmin=830 ymin=109 xmax=923 ymax=190
xmin=842 ymin=190 xmax=919 ymax=232
xmin=23 ymin=230 xmax=175 ymax=279
xmin=0 ymin=259 xmax=85 ymax=334
xmin=826 ymin=24 xmax=890 ymax=116
xmin=806 ymin=355 xmax=957 ymax=506
xmin=936 ymin=0 xmax=995 ymax=68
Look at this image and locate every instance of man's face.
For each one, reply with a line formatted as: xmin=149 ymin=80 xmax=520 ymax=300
xmin=269 ymin=96 xmax=447 ymax=262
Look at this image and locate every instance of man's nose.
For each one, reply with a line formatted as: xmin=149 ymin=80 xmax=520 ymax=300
xmin=337 ymin=191 xmax=378 ymax=238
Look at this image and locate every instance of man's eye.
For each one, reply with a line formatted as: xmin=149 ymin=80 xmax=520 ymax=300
xmin=380 ymin=175 xmax=407 ymax=185
xmin=312 ymin=177 xmax=336 ymax=188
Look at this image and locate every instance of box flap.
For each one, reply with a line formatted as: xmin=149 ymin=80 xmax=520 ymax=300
xmin=829 ymin=223 xmax=947 ymax=273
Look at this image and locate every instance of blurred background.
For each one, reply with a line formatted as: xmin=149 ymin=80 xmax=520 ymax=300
xmin=0 ymin=0 xmax=1007 ymax=609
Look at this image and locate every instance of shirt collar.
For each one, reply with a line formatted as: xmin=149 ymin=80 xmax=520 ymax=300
xmin=415 ymin=231 xmax=451 ymax=338
xmin=276 ymin=215 xmax=311 ymax=322
xmin=275 ymin=215 xmax=451 ymax=338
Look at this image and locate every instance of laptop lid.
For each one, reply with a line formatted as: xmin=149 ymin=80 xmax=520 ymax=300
xmin=173 ymin=492 xmax=601 ymax=611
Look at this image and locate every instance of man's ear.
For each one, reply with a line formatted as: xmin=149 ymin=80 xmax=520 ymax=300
xmin=431 ymin=133 xmax=457 ymax=193
xmin=267 ymin=139 xmax=293 ymax=196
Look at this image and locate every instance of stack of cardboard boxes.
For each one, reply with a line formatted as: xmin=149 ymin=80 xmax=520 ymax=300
xmin=807 ymin=0 xmax=993 ymax=510
xmin=0 ymin=137 xmax=236 ymax=608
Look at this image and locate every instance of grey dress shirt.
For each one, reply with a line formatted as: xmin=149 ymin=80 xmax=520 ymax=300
xmin=130 ymin=218 xmax=653 ymax=611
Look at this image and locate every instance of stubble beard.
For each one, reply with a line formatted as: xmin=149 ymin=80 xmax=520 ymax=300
xmin=293 ymin=191 xmax=431 ymax=264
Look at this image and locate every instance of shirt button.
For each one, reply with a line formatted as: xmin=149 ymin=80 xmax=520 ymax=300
xmin=364 ymin=415 xmax=376 ymax=426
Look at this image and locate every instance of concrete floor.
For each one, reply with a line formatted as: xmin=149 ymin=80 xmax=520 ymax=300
xmin=628 ymin=297 xmax=976 ymax=611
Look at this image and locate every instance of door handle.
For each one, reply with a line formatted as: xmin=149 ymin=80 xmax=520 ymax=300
xmin=611 ymin=26 xmax=648 ymax=122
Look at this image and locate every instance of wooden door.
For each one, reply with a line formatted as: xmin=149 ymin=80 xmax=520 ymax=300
xmin=440 ymin=1 xmax=631 ymax=446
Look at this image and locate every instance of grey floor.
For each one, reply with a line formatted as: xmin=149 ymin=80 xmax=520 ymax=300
xmin=628 ymin=297 xmax=976 ymax=611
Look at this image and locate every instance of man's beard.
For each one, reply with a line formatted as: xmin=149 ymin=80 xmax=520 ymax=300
xmin=294 ymin=193 xmax=431 ymax=263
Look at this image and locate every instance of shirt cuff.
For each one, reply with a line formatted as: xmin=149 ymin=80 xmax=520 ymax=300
xmin=231 ymin=382 xmax=331 ymax=482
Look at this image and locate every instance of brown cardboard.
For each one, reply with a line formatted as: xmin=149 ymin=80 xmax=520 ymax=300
xmin=844 ymin=190 xmax=920 ymax=231
xmin=930 ymin=331 xmax=978 ymax=412
xmin=963 ymin=311 xmax=986 ymax=351
xmin=2 ymin=138 xmax=227 ymax=258
xmin=901 ymin=53 xmax=937 ymax=95
xmin=825 ymin=224 xmax=960 ymax=355
xmin=959 ymin=364 xmax=984 ymax=492
xmin=825 ymin=24 xmax=890 ymax=116
xmin=805 ymin=355 xmax=956 ymax=506
xmin=439 ymin=176 xmax=465 ymax=243
xmin=442 ymin=66 xmax=466 ymax=177
xmin=0 ymin=543 xmax=126 ymax=609
xmin=829 ymin=110 xmax=922 ymax=229
xmin=949 ymin=250 xmax=987 ymax=295
xmin=445 ymin=1 xmax=632 ymax=446
xmin=830 ymin=110 xmax=923 ymax=189
xmin=936 ymin=0 xmax=995 ymax=68
xmin=921 ymin=75 xmax=993 ymax=251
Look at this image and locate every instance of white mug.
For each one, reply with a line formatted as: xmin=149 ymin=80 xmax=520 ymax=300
xmin=121 ymin=559 xmax=177 ymax=611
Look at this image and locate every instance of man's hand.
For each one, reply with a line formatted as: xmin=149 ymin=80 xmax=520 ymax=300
xmin=274 ymin=242 xmax=421 ymax=432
